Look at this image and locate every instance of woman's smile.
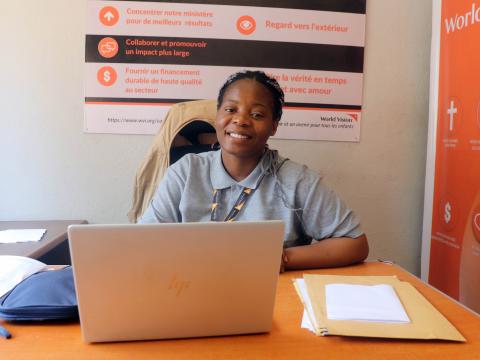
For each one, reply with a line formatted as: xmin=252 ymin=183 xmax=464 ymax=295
xmin=226 ymin=131 xmax=251 ymax=140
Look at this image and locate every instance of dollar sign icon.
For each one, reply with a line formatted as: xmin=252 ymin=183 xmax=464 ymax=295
xmin=444 ymin=202 xmax=452 ymax=224
xmin=104 ymin=70 xmax=111 ymax=83
xmin=97 ymin=66 xmax=117 ymax=87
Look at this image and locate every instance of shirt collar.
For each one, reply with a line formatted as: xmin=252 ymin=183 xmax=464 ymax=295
xmin=210 ymin=150 xmax=269 ymax=190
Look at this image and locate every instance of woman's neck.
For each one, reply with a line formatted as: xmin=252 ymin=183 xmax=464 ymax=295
xmin=220 ymin=151 xmax=264 ymax=182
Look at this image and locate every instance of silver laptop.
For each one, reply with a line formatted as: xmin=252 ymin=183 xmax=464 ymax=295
xmin=68 ymin=221 xmax=284 ymax=343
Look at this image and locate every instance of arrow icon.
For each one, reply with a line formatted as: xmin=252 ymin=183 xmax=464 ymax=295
xmin=104 ymin=11 xmax=115 ymax=22
xmin=99 ymin=6 xmax=119 ymax=26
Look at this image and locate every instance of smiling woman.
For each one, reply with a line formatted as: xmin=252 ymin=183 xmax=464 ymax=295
xmin=215 ymin=76 xmax=279 ymax=181
xmin=139 ymin=70 xmax=368 ymax=271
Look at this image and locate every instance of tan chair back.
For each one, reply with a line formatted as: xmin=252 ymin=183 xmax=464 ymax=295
xmin=128 ymin=100 xmax=217 ymax=222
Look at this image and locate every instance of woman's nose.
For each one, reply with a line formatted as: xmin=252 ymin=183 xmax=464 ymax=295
xmin=232 ymin=112 xmax=250 ymax=126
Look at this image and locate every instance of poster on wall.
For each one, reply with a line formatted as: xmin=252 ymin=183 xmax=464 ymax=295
xmin=426 ymin=0 xmax=480 ymax=313
xmin=84 ymin=0 xmax=366 ymax=141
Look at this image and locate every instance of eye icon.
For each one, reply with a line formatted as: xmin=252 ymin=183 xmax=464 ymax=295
xmin=236 ymin=16 xmax=256 ymax=35
xmin=240 ymin=20 xmax=253 ymax=30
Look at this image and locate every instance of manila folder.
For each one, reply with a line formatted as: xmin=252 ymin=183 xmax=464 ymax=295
xmin=303 ymin=274 xmax=465 ymax=342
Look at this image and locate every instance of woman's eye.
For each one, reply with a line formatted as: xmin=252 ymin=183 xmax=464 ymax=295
xmin=224 ymin=107 xmax=235 ymax=113
xmin=251 ymin=112 xmax=264 ymax=119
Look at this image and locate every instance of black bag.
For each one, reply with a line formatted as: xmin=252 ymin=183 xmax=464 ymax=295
xmin=0 ymin=267 xmax=78 ymax=321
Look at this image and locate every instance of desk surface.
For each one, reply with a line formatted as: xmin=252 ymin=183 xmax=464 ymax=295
xmin=1 ymin=262 xmax=479 ymax=359
xmin=0 ymin=220 xmax=87 ymax=258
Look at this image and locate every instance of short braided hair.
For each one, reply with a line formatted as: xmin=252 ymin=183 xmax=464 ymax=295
xmin=217 ymin=70 xmax=285 ymax=121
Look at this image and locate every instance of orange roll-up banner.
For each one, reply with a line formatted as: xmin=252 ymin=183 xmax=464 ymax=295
xmin=427 ymin=0 xmax=480 ymax=313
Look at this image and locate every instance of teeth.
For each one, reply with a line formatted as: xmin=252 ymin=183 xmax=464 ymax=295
xmin=229 ymin=132 xmax=248 ymax=139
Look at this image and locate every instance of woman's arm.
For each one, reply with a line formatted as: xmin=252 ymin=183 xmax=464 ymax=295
xmin=282 ymin=234 xmax=369 ymax=271
xmin=137 ymin=166 xmax=184 ymax=224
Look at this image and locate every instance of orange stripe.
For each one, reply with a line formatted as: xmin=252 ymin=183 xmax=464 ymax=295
xmin=85 ymin=101 xmax=362 ymax=113
xmin=284 ymin=106 xmax=361 ymax=113
xmin=85 ymin=101 xmax=174 ymax=106
xmin=84 ymin=102 xmax=361 ymax=113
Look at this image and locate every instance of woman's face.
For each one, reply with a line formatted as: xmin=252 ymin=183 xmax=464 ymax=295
xmin=215 ymin=78 xmax=278 ymax=162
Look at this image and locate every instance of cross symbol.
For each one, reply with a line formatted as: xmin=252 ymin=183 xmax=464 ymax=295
xmin=447 ymin=100 xmax=457 ymax=131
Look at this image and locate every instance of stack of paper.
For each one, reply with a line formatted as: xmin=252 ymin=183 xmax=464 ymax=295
xmin=293 ymin=274 xmax=465 ymax=341
xmin=0 ymin=229 xmax=46 ymax=244
xmin=325 ymin=283 xmax=410 ymax=323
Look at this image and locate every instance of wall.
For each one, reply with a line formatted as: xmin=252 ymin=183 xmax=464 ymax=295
xmin=0 ymin=0 xmax=432 ymax=275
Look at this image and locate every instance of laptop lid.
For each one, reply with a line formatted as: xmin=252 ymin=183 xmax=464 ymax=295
xmin=68 ymin=221 xmax=284 ymax=343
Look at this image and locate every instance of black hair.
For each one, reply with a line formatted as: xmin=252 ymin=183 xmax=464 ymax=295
xmin=216 ymin=70 xmax=285 ymax=121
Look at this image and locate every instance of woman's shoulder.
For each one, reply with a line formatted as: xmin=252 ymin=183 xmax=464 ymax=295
xmin=277 ymin=155 xmax=322 ymax=183
xmin=171 ymin=150 xmax=217 ymax=167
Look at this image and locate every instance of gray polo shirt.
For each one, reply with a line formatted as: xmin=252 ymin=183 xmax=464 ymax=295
xmin=139 ymin=149 xmax=363 ymax=247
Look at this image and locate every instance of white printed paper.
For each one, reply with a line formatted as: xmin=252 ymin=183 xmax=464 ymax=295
xmin=325 ymin=284 xmax=410 ymax=323
xmin=0 ymin=229 xmax=46 ymax=243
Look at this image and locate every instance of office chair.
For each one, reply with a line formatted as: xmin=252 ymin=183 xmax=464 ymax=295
xmin=128 ymin=99 xmax=217 ymax=223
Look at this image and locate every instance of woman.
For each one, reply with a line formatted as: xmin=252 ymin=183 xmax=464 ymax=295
xmin=139 ymin=70 xmax=369 ymax=270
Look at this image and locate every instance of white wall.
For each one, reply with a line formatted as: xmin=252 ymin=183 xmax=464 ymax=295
xmin=0 ymin=0 xmax=432 ymax=275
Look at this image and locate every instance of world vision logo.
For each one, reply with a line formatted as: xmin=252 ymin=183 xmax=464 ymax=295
xmin=237 ymin=15 xmax=256 ymax=35
xmin=347 ymin=113 xmax=359 ymax=121
xmin=444 ymin=2 xmax=480 ymax=34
